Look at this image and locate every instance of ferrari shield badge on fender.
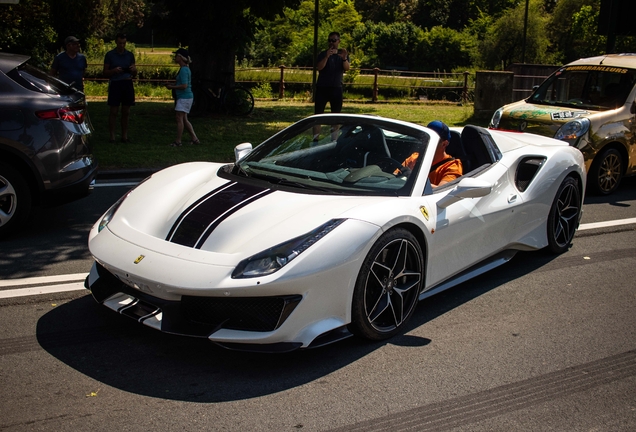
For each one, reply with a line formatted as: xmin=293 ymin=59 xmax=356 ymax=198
xmin=419 ymin=206 xmax=429 ymax=221
xmin=134 ymin=255 xmax=145 ymax=264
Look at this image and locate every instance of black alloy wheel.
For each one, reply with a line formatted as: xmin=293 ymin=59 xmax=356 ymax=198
xmin=349 ymin=228 xmax=423 ymax=340
xmin=547 ymin=176 xmax=581 ymax=254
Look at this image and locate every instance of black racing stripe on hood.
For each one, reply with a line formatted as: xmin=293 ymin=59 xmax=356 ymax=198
xmin=167 ymin=182 xmax=272 ymax=248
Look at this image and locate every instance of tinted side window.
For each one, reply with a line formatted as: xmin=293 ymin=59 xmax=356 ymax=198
xmin=6 ymin=64 xmax=74 ymax=96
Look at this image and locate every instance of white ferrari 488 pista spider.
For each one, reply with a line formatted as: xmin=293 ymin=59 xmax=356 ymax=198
xmin=86 ymin=114 xmax=585 ymax=352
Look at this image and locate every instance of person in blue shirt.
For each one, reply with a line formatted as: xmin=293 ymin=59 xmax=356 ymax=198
xmin=165 ymin=48 xmax=199 ymax=147
xmin=103 ymin=33 xmax=137 ymax=143
xmin=49 ymin=36 xmax=87 ymax=92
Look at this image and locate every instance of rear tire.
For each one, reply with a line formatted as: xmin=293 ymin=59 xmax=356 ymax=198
xmin=0 ymin=163 xmax=32 ymax=239
xmin=546 ymin=176 xmax=581 ymax=254
xmin=588 ymin=148 xmax=623 ymax=195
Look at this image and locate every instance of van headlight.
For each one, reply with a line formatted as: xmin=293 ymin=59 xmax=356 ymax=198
xmin=490 ymin=108 xmax=503 ymax=129
xmin=554 ymin=118 xmax=590 ymax=145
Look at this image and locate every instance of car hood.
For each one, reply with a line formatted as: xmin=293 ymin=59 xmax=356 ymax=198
xmin=497 ymin=100 xmax=597 ymax=138
xmin=106 ymin=162 xmax=383 ymax=256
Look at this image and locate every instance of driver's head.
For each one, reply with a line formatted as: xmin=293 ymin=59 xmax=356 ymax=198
xmin=427 ymin=120 xmax=451 ymax=162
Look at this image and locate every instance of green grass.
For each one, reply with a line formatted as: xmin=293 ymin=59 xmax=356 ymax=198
xmin=87 ymin=98 xmax=485 ymax=170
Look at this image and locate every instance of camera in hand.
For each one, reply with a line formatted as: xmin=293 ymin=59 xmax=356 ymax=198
xmin=122 ymin=67 xmax=131 ymax=73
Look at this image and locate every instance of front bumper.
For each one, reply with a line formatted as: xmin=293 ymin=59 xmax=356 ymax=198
xmin=85 ymin=258 xmax=355 ymax=352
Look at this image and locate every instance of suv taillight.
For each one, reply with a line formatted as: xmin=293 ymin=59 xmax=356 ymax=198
xmin=36 ymin=106 xmax=85 ymax=124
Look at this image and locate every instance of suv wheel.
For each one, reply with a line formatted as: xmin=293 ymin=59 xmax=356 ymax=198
xmin=588 ymin=148 xmax=623 ymax=195
xmin=0 ymin=163 xmax=32 ymax=238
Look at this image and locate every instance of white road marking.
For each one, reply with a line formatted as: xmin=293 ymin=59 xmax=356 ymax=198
xmin=0 ymin=282 xmax=86 ymax=299
xmin=0 ymin=273 xmax=87 ymax=288
xmin=1 ymin=217 xmax=635 ymax=299
xmin=577 ymin=217 xmax=636 ymax=231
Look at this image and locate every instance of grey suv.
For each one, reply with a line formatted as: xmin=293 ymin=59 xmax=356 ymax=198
xmin=0 ymin=53 xmax=98 ymax=238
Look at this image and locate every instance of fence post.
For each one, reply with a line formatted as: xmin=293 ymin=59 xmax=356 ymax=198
xmin=462 ymin=71 xmax=469 ymax=103
xmin=279 ymin=65 xmax=286 ymax=99
xmin=372 ymin=68 xmax=379 ymax=102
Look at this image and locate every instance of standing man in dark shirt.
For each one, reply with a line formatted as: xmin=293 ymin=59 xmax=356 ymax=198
xmin=49 ymin=36 xmax=87 ymax=92
xmin=103 ymin=33 xmax=137 ymax=143
xmin=315 ymin=32 xmax=350 ymax=114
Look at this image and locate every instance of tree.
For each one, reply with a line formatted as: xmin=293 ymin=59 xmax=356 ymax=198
xmin=0 ymin=0 xmax=56 ymax=67
xmin=161 ymin=0 xmax=302 ymax=86
xmin=477 ymin=0 xmax=556 ymax=69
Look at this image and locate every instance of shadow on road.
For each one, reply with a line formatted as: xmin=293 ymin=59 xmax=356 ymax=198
xmin=35 ymin=249 xmax=559 ymax=403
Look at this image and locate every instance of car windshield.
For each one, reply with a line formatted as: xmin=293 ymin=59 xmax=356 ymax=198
xmin=7 ymin=63 xmax=77 ymax=95
xmin=233 ymin=116 xmax=429 ymax=196
xmin=529 ymin=65 xmax=636 ymax=111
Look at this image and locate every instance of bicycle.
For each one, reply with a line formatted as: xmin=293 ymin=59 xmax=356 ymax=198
xmin=192 ymin=79 xmax=254 ymax=116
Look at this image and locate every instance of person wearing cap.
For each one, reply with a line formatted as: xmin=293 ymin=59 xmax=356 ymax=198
xmin=165 ymin=48 xmax=199 ymax=147
xmin=49 ymin=36 xmax=87 ymax=92
xmin=395 ymin=120 xmax=462 ymax=186
xmin=426 ymin=120 xmax=463 ymax=187
xmin=103 ymin=33 xmax=137 ymax=143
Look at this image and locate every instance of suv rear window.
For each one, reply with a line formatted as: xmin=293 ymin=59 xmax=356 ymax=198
xmin=529 ymin=66 xmax=636 ymax=111
xmin=6 ymin=63 xmax=76 ymax=96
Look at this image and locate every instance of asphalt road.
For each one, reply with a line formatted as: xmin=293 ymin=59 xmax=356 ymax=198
xmin=1 ymin=177 xmax=635 ymax=431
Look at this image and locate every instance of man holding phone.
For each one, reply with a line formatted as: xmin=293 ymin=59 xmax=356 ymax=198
xmin=104 ymin=33 xmax=137 ymax=143
xmin=315 ymin=31 xmax=350 ymax=114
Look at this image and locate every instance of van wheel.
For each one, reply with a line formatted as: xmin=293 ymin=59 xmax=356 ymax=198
xmin=588 ymin=148 xmax=622 ymax=195
xmin=0 ymin=163 xmax=32 ymax=239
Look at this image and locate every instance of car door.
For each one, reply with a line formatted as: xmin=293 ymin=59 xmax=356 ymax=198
xmin=421 ymin=161 xmax=524 ymax=290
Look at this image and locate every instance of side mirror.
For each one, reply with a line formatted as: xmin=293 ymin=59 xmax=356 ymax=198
xmin=436 ymin=177 xmax=492 ymax=209
xmin=234 ymin=142 xmax=252 ymax=162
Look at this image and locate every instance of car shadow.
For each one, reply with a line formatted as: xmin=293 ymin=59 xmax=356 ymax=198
xmin=583 ymin=176 xmax=636 ymax=206
xmin=35 ymin=249 xmax=559 ymax=403
xmin=0 ymin=185 xmax=130 ymax=278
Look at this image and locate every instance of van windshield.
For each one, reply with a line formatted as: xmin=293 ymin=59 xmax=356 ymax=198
xmin=529 ymin=66 xmax=636 ymax=111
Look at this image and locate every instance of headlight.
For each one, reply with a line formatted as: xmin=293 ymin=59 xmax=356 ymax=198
xmin=232 ymin=219 xmax=345 ymax=278
xmin=97 ymin=176 xmax=151 ymax=232
xmin=554 ymin=118 xmax=590 ymax=144
xmin=490 ymin=108 xmax=503 ymax=129
xmin=98 ymin=196 xmax=125 ymax=232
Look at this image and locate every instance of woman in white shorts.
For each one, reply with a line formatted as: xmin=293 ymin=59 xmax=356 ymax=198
xmin=166 ymin=48 xmax=200 ymax=147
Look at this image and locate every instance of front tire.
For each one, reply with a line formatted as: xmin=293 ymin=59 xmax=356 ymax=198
xmin=546 ymin=176 xmax=581 ymax=254
xmin=349 ymin=228 xmax=423 ymax=340
xmin=588 ymin=148 xmax=623 ymax=195
xmin=0 ymin=163 xmax=32 ymax=239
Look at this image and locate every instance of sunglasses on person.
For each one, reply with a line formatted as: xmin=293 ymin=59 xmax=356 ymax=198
xmin=328 ymin=38 xmax=339 ymax=43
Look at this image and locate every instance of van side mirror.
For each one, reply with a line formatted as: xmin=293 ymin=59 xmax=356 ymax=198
xmin=234 ymin=143 xmax=252 ymax=162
